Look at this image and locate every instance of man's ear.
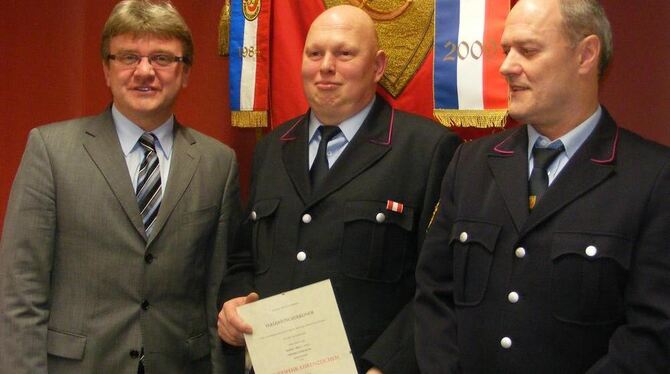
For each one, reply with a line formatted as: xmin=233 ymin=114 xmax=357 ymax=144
xmin=373 ymin=50 xmax=388 ymax=83
xmin=577 ymin=34 xmax=601 ymax=76
xmin=181 ymin=65 xmax=191 ymax=88
xmin=102 ymin=60 xmax=111 ymax=87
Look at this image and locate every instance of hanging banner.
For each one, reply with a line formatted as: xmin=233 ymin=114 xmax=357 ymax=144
xmin=221 ymin=0 xmax=515 ymax=138
xmin=434 ymin=0 xmax=509 ymax=128
xmin=228 ymin=0 xmax=271 ymax=128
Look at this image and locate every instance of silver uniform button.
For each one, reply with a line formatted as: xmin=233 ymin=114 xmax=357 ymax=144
xmin=376 ymin=213 xmax=386 ymax=223
xmin=515 ymin=247 xmax=526 ymax=258
xmin=459 ymin=232 xmax=468 ymax=243
xmin=508 ymin=291 xmax=520 ymax=304
xmin=296 ymin=251 xmax=307 ymax=262
xmin=302 ymin=214 xmax=312 ymax=224
xmin=585 ymin=245 xmax=598 ymax=257
xmin=500 ymin=337 xmax=512 ymax=349
xmin=250 ymin=211 xmax=258 ymax=221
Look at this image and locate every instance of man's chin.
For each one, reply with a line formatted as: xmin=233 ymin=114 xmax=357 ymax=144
xmin=507 ymin=106 xmax=530 ymax=123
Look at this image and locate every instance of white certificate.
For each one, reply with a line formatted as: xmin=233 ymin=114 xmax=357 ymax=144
xmin=238 ymin=279 xmax=358 ymax=374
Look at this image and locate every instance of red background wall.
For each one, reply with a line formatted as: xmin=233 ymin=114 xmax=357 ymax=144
xmin=1 ymin=0 xmax=668 ymax=235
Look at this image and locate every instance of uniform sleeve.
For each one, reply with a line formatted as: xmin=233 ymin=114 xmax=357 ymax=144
xmin=414 ymin=144 xmax=465 ymax=374
xmin=0 ymin=129 xmax=57 ymax=374
xmin=217 ymin=137 xmax=269 ymax=306
xmin=586 ymin=158 xmax=670 ymax=373
xmin=362 ymin=130 xmax=461 ymax=374
xmin=207 ymin=151 xmax=245 ymax=374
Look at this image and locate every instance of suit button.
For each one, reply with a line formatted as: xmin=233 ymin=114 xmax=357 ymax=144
xmin=585 ymin=245 xmax=597 ymax=257
xmin=302 ymin=214 xmax=312 ymax=224
xmin=141 ymin=300 xmax=150 ymax=310
xmin=500 ymin=337 xmax=512 ymax=349
xmin=515 ymin=247 xmax=526 ymax=258
xmin=144 ymin=253 xmax=154 ymax=264
xmin=507 ymin=291 xmax=520 ymax=304
xmin=130 ymin=350 xmax=140 ymax=359
xmin=375 ymin=213 xmax=386 ymax=223
xmin=250 ymin=211 xmax=258 ymax=221
xmin=296 ymin=251 xmax=307 ymax=262
xmin=459 ymin=232 xmax=468 ymax=243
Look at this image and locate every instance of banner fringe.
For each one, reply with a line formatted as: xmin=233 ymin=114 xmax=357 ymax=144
xmin=232 ymin=111 xmax=268 ymax=128
xmin=218 ymin=0 xmax=231 ymax=56
xmin=434 ymin=109 xmax=508 ymax=128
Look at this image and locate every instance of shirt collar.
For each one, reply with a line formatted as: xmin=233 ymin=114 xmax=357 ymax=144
xmin=308 ymin=97 xmax=375 ymax=143
xmin=527 ymin=105 xmax=602 ymax=160
xmin=112 ymin=104 xmax=174 ymax=159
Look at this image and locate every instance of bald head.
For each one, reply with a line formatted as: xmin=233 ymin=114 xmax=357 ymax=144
xmin=301 ymin=5 xmax=387 ymax=125
xmin=309 ymin=5 xmax=380 ymax=51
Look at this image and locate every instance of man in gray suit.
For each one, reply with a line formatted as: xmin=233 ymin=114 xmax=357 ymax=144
xmin=0 ymin=1 xmax=241 ymax=373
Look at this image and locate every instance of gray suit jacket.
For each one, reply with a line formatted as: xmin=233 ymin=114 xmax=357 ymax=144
xmin=0 ymin=110 xmax=242 ymax=373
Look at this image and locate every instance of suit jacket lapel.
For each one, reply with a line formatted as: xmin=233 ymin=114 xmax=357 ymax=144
xmin=82 ymin=110 xmax=145 ymax=238
xmin=149 ymin=123 xmax=200 ymax=245
xmin=280 ymin=116 xmax=311 ymax=203
xmin=521 ymin=110 xmax=618 ymax=236
xmin=487 ymin=127 xmax=530 ymax=233
xmin=306 ymin=97 xmax=392 ymax=206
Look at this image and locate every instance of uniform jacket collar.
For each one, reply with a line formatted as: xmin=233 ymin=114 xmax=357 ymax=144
xmin=487 ymin=107 xmax=619 ymax=234
xmin=279 ymin=94 xmax=395 ymax=206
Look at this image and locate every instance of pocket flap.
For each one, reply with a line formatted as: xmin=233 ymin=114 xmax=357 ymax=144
xmin=47 ymin=329 xmax=87 ymax=360
xmin=449 ymin=220 xmax=501 ymax=253
xmin=551 ymin=232 xmax=632 ymax=269
xmin=187 ymin=332 xmax=211 ymax=361
xmin=249 ymin=198 xmax=280 ymax=221
xmin=344 ymin=200 xmax=415 ymax=231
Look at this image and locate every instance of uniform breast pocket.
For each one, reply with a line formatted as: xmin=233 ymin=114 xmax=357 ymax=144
xmin=341 ymin=200 xmax=415 ymax=283
xmin=451 ymin=220 xmax=501 ymax=306
xmin=550 ymin=232 xmax=632 ymax=325
xmin=249 ymin=198 xmax=280 ymax=275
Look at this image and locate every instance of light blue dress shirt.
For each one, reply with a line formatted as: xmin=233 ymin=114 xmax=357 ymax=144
xmin=527 ymin=106 xmax=601 ymax=185
xmin=307 ymin=98 xmax=375 ymax=170
xmin=112 ymin=105 xmax=174 ymax=196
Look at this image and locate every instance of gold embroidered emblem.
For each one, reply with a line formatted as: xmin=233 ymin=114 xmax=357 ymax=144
xmin=323 ymin=0 xmax=434 ymax=97
xmin=427 ymin=201 xmax=440 ymax=232
xmin=243 ymin=0 xmax=261 ymax=21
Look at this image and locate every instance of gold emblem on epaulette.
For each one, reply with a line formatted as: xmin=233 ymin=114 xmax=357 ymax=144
xmin=427 ymin=201 xmax=440 ymax=232
xmin=243 ymin=0 xmax=261 ymax=21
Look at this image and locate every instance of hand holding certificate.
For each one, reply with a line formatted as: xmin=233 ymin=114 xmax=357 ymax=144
xmin=238 ymin=279 xmax=358 ymax=374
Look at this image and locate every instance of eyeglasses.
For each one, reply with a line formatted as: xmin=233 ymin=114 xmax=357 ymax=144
xmin=107 ymin=53 xmax=189 ymax=68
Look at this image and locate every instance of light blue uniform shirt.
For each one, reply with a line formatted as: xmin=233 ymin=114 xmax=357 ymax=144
xmin=527 ymin=106 xmax=601 ymax=185
xmin=308 ymin=98 xmax=375 ymax=170
xmin=112 ymin=105 xmax=174 ymax=197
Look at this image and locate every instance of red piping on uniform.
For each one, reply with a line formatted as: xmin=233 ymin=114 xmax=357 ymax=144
xmin=591 ymin=127 xmax=619 ymax=164
xmin=493 ymin=134 xmax=515 ymax=155
xmin=279 ymin=116 xmax=306 ymax=141
xmin=369 ymin=108 xmax=394 ymax=146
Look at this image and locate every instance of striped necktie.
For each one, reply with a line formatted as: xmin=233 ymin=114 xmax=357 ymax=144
xmin=136 ymin=133 xmax=162 ymax=237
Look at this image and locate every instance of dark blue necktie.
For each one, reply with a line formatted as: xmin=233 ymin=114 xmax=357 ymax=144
xmin=310 ymin=125 xmax=341 ymax=191
xmin=528 ymin=144 xmax=564 ymax=209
